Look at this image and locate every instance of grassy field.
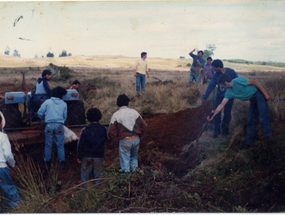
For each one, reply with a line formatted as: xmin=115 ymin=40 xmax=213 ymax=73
xmin=0 ymin=56 xmax=285 ymax=212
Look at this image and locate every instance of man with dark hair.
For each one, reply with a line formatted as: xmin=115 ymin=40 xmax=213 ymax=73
xmin=36 ymin=69 xmax=52 ymax=95
xmin=0 ymin=115 xmax=22 ymax=209
xmin=108 ymin=94 xmax=147 ymax=172
xmin=69 ymin=80 xmax=81 ymax=90
xmin=189 ymin=49 xmax=205 ymax=84
xmin=204 ymin=57 xmax=215 ymax=80
xmin=134 ymin=52 xmax=149 ymax=95
xmin=202 ymin=59 xmax=238 ymax=138
xmin=207 ymin=74 xmax=271 ymax=149
xmin=37 ymin=86 xmax=67 ymax=170
xmin=77 ymin=108 xmax=107 ymax=187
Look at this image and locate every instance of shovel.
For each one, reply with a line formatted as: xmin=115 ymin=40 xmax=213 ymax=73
xmin=182 ymin=110 xmax=214 ymax=152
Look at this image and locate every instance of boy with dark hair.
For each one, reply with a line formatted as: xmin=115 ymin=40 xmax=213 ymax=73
xmin=188 ymin=48 xmax=205 ymax=84
xmin=204 ymin=57 xmax=215 ymax=80
xmin=37 ymin=86 xmax=67 ymax=170
xmin=108 ymin=94 xmax=147 ymax=172
xmin=134 ymin=52 xmax=149 ymax=95
xmin=69 ymin=80 xmax=81 ymax=90
xmin=207 ymin=74 xmax=271 ymax=149
xmin=77 ymin=108 xmax=107 ymax=187
xmin=0 ymin=115 xmax=22 ymax=209
xmin=36 ymin=69 xmax=52 ymax=95
xmin=202 ymin=59 xmax=238 ymax=138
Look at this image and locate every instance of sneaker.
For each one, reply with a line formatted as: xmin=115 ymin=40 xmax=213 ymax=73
xmin=212 ymin=132 xmax=220 ymax=138
xmin=60 ymin=161 xmax=66 ymax=170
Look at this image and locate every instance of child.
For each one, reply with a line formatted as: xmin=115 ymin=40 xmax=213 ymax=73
xmin=77 ymin=108 xmax=107 ymax=187
xmin=37 ymin=87 xmax=67 ymax=170
xmin=207 ymin=74 xmax=271 ymax=149
xmin=0 ymin=115 xmax=22 ymax=209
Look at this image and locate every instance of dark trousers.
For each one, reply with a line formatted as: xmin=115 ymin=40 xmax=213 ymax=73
xmin=246 ymin=90 xmax=272 ymax=145
xmin=214 ymin=97 xmax=234 ymax=135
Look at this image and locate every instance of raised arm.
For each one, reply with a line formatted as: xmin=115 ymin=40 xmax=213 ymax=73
xmin=189 ymin=49 xmax=195 ymax=55
xmin=248 ymin=80 xmax=270 ymax=101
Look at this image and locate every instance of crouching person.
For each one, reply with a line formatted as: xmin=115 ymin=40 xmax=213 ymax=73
xmin=38 ymin=87 xmax=67 ymax=170
xmin=77 ymin=108 xmax=107 ymax=187
xmin=108 ymin=94 xmax=147 ymax=172
xmin=0 ymin=115 xmax=22 ymax=210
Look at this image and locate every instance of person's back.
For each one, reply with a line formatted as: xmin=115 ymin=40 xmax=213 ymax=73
xmin=77 ymin=108 xmax=107 ymax=187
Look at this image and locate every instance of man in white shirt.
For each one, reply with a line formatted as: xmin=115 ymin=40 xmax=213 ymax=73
xmin=134 ymin=52 xmax=150 ymax=95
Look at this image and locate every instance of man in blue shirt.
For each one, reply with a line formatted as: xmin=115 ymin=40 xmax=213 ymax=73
xmin=38 ymin=86 xmax=67 ymax=170
xmin=202 ymin=59 xmax=238 ymax=138
xmin=189 ymin=49 xmax=205 ymax=84
xmin=207 ymin=74 xmax=271 ymax=149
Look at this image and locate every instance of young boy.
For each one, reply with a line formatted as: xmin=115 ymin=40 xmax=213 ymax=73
xmin=207 ymin=74 xmax=271 ymax=149
xmin=37 ymin=87 xmax=67 ymax=170
xmin=77 ymin=108 xmax=107 ymax=187
xmin=35 ymin=69 xmax=52 ymax=96
xmin=69 ymin=80 xmax=81 ymax=90
xmin=0 ymin=115 xmax=22 ymax=209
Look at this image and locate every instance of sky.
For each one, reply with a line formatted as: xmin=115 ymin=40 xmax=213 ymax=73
xmin=0 ymin=1 xmax=285 ymax=62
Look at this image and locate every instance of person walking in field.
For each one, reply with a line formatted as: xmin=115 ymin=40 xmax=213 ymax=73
xmin=37 ymin=87 xmax=67 ymax=170
xmin=207 ymin=74 xmax=272 ymax=149
xmin=77 ymin=108 xmax=107 ymax=187
xmin=202 ymin=59 xmax=238 ymax=138
xmin=0 ymin=115 xmax=22 ymax=210
xmin=108 ymin=94 xmax=147 ymax=172
xmin=134 ymin=52 xmax=149 ymax=95
xmin=189 ymin=49 xmax=205 ymax=84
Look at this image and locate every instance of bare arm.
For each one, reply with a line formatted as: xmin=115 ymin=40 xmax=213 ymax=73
xmin=134 ymin=69 xmax=137 ymax=77
xmin=248 ymin=80 xmax=270 ymax=100
xmin=146 ymin=70 xmax=149 ymax=78
xmin=207 ymin=98 xmax=229 ymax=122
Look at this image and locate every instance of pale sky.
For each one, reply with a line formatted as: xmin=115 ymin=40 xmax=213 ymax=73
xmin=0 ymin=1 xmax=284 ymax=62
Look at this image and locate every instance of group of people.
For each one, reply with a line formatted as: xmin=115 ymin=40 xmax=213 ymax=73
xmin=0 ymin=50 xmax=272 ymax=209
xmin=190 ymin=49 xmax=271 ymax=149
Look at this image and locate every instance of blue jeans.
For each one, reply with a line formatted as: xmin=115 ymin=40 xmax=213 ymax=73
xmin=45 ymin=123 xmax=65 ymax=162
xmin=246 ymin=90 xmax=272 ymax=145
xmin=136 ymin=73 xmax=146 ymax=93
xmin=189 ymin=68 xmax=201 ymax=84
xmin=0 ymin=167 xmax=21 ymax=208
xmin=119 ymin=137 xmax=140 ymax=172
xmin=214 ymin=97 xmax=234 ymax=135
xmin=81 ymin=157 xmax=103 ymax=187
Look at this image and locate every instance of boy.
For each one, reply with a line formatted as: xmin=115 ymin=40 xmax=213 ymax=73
xmin=207 ymin=74 xmax=271 ymax=149
xmin=36 ymin=69 xmax=52 ymax=96
xmin=189 ymin=49 xmax=205 ymax=84
xmin=37 ymin=87 xmax=67 ymax=170
xmin=77 ymin=108 xmax=107 ymax=187
xmin=69 ymin=80 xmax=81 ymax=90
xmin=202 ymin=59 xmax=238 ymax=138
xmin=0 ymin=115 xmax=22 ymax=209
xmin=108 ymin=94 xmax=147 ymax=172
xmin=134 ymin=52 xmax=149 ymax=95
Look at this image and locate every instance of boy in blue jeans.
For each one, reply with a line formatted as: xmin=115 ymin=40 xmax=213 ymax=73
xmin=207 ymin=74 xmax=271 ymax=149
xmin=38 ymin=86 xmax=67 ymax=170
xmin=77 ymin=108 xmax=107 ymax=187
xmin=0 ymin=115 xmax=22 ymax=210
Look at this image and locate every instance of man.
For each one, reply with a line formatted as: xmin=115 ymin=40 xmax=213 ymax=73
xmin=134 ymin=52 xmax=149 ymax=95
xmin=32 ymin=69 xmax=52 ymax=113
xmin=202 ymin=59 xmax=238 ymax=138
xmin=0 ymin=115 xmax=22 ymax=210
xmin=207 ymin=74 xmax=271 ymax=149
xmin=69 ymin=80 xmax=81 ymax=90
xmin=189 ymin=49 xmax=205 ymax=84
xmin=38 ymin=87 xmax=67 ymax=170
xmin=108 ymin=94 xmax=147 ymax=172
xmin=204 ymin=57 xmax=215 ymax=80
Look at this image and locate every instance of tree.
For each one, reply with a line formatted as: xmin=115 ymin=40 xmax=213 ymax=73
xmin=203 ymin=44 xmax=216 ymax=61
xmin=13 ymin=49 xmax=20 ymax=57
xmin=59 ymin=50 xmax=67 ymax=57
xmin=46 ymin=52 xmax=54 ymax=58
xmin=4 ymin=46 xmax=10 ymax=55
